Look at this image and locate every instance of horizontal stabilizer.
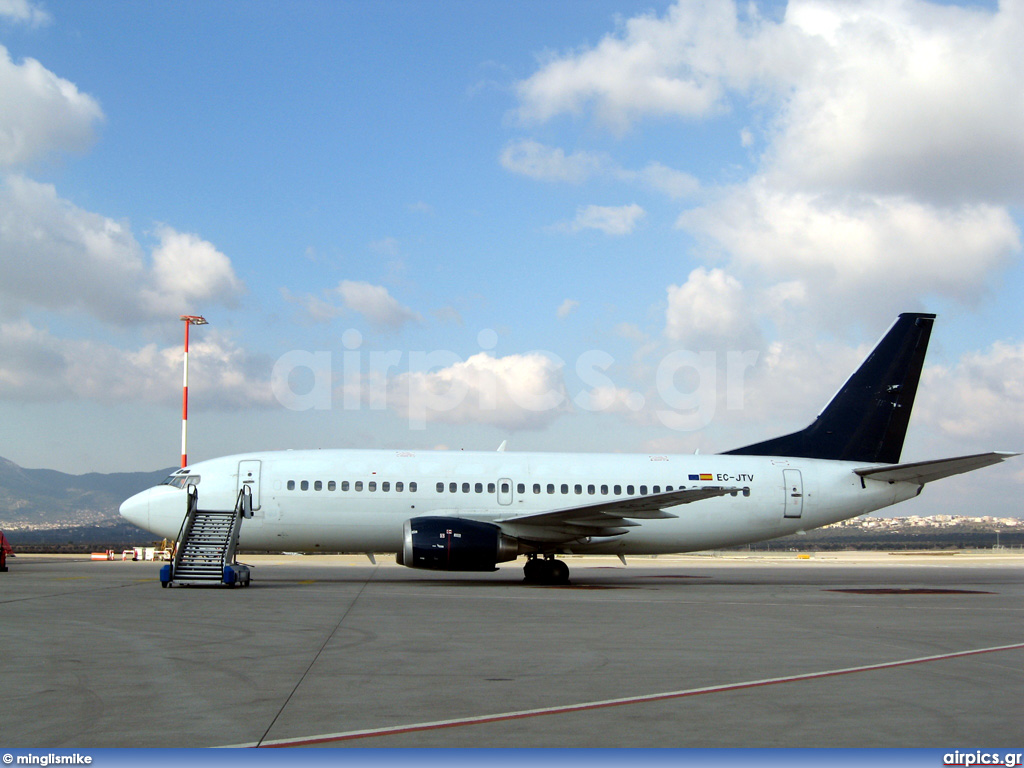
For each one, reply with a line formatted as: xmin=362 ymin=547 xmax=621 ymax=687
xmin=854 ymin=451 xmax=1019 ymax=485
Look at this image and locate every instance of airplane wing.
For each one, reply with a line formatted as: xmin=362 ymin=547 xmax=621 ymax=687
xmin=854 ymin=451 xmax=1019 ymax=485
xmin=493 ymin=486 xmax=742 ymax=542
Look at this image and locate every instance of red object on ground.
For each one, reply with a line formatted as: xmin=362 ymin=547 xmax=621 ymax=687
xmin=0 ymin=530 xmax=10 ymax=571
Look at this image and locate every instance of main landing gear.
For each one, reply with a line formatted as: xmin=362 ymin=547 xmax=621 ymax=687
xmin=523 ymin=554 xmax=570 ymax=585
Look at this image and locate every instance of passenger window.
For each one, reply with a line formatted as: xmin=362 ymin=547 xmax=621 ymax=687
xmin=627 ymin=485 xmax=635 ymax=495
xmin=410 ymin=482 xmax=417 ymax=492
xmin=475 ymin=482 xmax=483 ymax=493
xmin=547 ymin=484 xmax=555 ymax=494
xmin=301 ymin=480 xmax=309 ymax=491
xmin=653 ymin=485 xmax=660 ymax=494
xmin=666 ymin=485 xmax=673 ymax=492
xmin=396 ymin=482 xmax=404 ymax=492
xmin=533 ymin=483 xmax=541 ymax=494
xmin=501 ymin=482 xmax=510 ymax=493
xmin=368 ymin=481 xmax=377 ymax=492
xmin=561 ymin=484 xmax=568 ymax=494
xmin=342 ymin=481 xmax=350 ymax=491
xmin=355 ymin=481 xmax=363 ymax=492
xmin=517 ymin=483 xmax=525 ymax=494
xmin=449 ymin=482 xmax=457 ymax=493
xmin=287 ymin=480 xmax=295 ymax=491
xmin=328 ymin=481 xmax=336 ymax=491
xmin=314 ymin=480 xmax=322 ymax=491
xmin=600 ymin=484 xmax=608 ymax=494
xmin=640 ymin=485 xmax=648 ymax=495
xmin=488 ymin=482 xmax=496 ymax=493
xmin=437 ymin=482 xmax=444 ymax=493
xmin=614 ymin=484 xmax=621 ymax=495
xmin=587 ymin=484 xmax=595 ymax=495
xmin=382 ymin=482 xmax=390 ymax=492
xmin=462 ymin=482 xmax=470 ymax=493
xmin=574 ymin=484 xmax=582 ymax=494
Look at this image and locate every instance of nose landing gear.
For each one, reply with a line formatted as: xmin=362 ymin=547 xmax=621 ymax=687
xmin=523 ymin=554 xmax=570 ymax=585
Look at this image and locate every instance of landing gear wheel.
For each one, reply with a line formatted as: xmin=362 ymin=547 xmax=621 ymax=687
xmin=523 ymin=556 xmax=571 ymax=585
xmin=523 ymin=558 xmax=546 ymax=583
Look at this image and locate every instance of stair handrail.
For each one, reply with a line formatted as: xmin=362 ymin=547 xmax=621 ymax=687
xmin=223 ymin=486 xmax=250 ymax=568
xmin=171 ymin=485 xmax=200 ymax=577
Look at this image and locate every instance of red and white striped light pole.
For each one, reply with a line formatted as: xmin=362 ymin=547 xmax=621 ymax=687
xmin=180 ymin=315 xmax=208 ymax=468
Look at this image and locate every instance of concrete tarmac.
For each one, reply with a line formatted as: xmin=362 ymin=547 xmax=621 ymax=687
xmin=0 ymin=551 xmax=1021 ymax=748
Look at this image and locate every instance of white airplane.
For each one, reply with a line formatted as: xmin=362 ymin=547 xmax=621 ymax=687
xmin=120 ymin=313 xmax=1017 ymax=584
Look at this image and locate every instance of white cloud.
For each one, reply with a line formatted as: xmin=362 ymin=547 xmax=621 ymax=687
xmin=678 ymin=182 xmax=1020 ymax=322
xmin=556 ymin=299 xmax=579 ymax=319
xmin=0 ymin=0 xmax=50 ymax=26
xmin=576 ymin=385 xmax=645 ymax=414
xmin=514 ymin=0 xmax=794 ymax=133
xmin=143 ymin=225 xmax=245 ymax=315
xmin=665 ymin=267 xmax=760 ymax=348
xmin=500 ymin=139 xmax=698 ymax=199
xmin=283 ymin=281 xmax=429 ymax=329
xmin=558 ymin=203 xmax=646 ymax=235
xmin=0 ymin=320 xmax=273 ymax=408
xmin=917 ymin=341 xmax=1024 ymax=448
xmin=0 ymin=176 xmax=245 ymax=323
xmin=280 ymin=287 xmax=346 ymax=325
xmin=770 ymin=0 xmax=1024 ymax=204
xmin=387 ymin=352 xmax=570 ymax=430
xmin=511 ymin=0 xmax=1024 ymax=330
xmin=336 ymin=280 xmax=422 ymax=331
xmin=0 ymin=45 xmax=102 ymax=167
xmin=499 ymin=139 xmax=606 ymax=183
xmin=515 ymin=0 xmax=1024 ymax=204
xmin=629 ymin=162 xmax=700 ymax=200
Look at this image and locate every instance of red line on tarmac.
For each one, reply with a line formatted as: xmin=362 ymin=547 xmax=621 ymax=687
xmin=257 ymin=641 xmax=1024 ymax=748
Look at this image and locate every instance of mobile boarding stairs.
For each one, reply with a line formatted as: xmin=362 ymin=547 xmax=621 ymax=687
xmin=160 ymin=485 xmax=252 ymax=588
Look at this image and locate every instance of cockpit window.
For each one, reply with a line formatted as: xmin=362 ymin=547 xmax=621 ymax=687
xmin=161 ymin=474 xmax=200 ymax=489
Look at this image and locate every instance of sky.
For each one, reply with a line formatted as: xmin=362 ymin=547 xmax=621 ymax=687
xmin=0 ymin=0 xmax=1021 ymax=518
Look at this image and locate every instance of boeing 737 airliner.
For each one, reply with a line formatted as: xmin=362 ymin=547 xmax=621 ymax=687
xmin=120 ymin=313 xmax=1017 ymax=583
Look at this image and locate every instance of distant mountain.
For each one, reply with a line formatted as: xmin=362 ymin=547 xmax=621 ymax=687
xmin=0 ymin=456 xmax=173 ymax=525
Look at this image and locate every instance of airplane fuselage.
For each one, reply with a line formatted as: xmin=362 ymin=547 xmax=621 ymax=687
xmin=121 ymin=448 xmax=920 ymax=555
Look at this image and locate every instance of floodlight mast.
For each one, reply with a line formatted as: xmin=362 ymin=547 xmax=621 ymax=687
xmin=180 ymin=315 xmax=208 ymax=468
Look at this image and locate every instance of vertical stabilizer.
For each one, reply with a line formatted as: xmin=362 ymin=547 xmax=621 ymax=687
xmin=724 ymin=313 xmax=935 ymax=464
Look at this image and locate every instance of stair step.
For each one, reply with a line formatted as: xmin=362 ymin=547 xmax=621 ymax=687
xmin=167 ymin=497 xmax=248 ymax=585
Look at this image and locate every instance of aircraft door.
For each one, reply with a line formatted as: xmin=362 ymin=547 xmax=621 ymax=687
xmin=238 ymin=460 xmax=262 ymax=511
xmin=497 ymin=478 xmax=513 ymax=505
xmin=783 ymin=469 xmax=803 ymax=518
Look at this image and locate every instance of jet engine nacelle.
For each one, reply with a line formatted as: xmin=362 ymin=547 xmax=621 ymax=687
xmin=397 ymin=516 xmax=521 ymax=571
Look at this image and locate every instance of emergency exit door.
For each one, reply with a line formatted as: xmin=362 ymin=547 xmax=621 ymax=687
xmin=783 ymin=469 xmax=803 ymax=518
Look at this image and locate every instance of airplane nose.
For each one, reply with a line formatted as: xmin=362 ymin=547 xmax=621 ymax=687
xmin=120 ymin=488 xmax=151 ymax=529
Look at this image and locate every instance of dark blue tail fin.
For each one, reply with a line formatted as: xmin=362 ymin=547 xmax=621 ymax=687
xmin=724 ymin=313 xmax=935 ymax=464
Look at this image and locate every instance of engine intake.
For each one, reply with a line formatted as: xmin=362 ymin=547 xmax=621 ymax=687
xmin=398 ymin=516 xmax=521 ymax=571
